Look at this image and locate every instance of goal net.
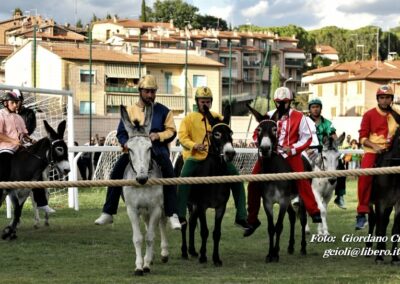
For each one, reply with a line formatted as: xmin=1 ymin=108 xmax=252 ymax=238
xmin=93 ymin=131 xmax=258 ymax=181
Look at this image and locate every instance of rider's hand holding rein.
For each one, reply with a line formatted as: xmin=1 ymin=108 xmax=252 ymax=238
xmin=193 ymin=143 xmax=206 ymax=151
xmin=149 ymin=132 xmax=160 ymax=141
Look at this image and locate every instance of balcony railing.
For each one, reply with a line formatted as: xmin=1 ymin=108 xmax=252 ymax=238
xmin=106 ymin=93 xmax=186 ymax=111
xmin=105 ymin=85 xmax=139 ymax=93
xmin=222 ymin=68 xmax=238 ymax=78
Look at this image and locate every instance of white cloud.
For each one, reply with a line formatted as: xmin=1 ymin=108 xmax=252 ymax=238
xmin=207 ymin=5 xmax=234 ymax=22
xmin=306 ymin=0 xmax=377 ymax=30
xmin=241 ymin=1 xmax=269 ymax=18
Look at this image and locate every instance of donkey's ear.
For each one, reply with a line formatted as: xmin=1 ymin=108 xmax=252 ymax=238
xmin=335 ymin=132 xmax=346 ymax=148
xmin=143 ymin=103 xmax=153 ymax=134
xmin=222 ymin=103 xmax=231 ymax=125
xmin=246 ymin=103 xmax=267 ymax=122
xmin=120 ymin=105 xmax=136 ymax=136
xmin=57 ymin=120 xmax=66 ymax=138
xmin=203 ymin=105 xmax=218 ymax=126
xmin=43 ymin=120 xmax=57 ymax=139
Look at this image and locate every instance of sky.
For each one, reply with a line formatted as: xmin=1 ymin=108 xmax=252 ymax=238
xmin=1 ymin=0 xmax=400 ymax=31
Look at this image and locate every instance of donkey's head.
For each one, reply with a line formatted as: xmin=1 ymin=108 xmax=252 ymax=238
xmin=120 ymin=104 xmax=153 ymax=185
xmin=314 ymin=133 xmax=345 ymax=184
xmin=246 ymin=103 xmax=277 ymax=158
xmin=44 ymin=120 xmax=70 ymax=176
xmin=203 ymin=104 xmax=235 ymax=162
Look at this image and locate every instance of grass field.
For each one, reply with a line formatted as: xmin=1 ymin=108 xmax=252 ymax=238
xmin=1 ymin=180 xmax=400 ymax=283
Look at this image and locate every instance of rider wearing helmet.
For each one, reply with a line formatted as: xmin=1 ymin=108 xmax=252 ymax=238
xmin=13 ymin=89 xmax=37 ymax=135
xmin=245 ymin=87 xmax=322 ymax=237
xmin=356 ymin=84 xmax=399 ymax=230
xmin=95 ymin=75 xmax=181 ymax=230
xmin=0 ymin=91 xmax=28 ymax=202
xmin=307 ymin=98 xmax=347 ymax=209
xmin=177 ymin=86 xmax=249 ymax=230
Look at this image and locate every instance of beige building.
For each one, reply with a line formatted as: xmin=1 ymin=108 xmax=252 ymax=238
xmin=303 ymin=60 xmax=400 ymax=119
xmin=91 ymin=19 xmax=306 ymax=113
xmin=4 ymin=41 xmax=223 ymax=116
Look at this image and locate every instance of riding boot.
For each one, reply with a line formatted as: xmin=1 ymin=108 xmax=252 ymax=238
xmin=226 ymin=162 xmax=247 ymax=222
xmin=177 ymin=158 xmax=199 ymax=218
xmin=101 ymin=154 xmax=129 ymax=215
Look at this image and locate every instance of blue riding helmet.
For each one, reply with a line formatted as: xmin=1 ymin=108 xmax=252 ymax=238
xmin=308 ymin=98 xmax=322 ymax=109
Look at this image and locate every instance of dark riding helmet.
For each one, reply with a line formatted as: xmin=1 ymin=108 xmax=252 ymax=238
xmin=12 ymin=89 xmax=24 ymax=101
xmin=2 ymin=91 xmax=21 ymax=102
xmin=308 ymin=98 xmax=322 ymax=109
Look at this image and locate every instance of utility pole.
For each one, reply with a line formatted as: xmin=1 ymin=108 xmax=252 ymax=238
xmin=376 ymin=27 xmax=379 ymax=68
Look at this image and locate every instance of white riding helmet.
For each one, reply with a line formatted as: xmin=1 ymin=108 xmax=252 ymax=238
xmin=274 ymin=87 xmax=293 ymax=102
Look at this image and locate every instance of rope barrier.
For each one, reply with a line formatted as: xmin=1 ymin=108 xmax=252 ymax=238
xmin=2 ymin=166 xmax=400 ymax=189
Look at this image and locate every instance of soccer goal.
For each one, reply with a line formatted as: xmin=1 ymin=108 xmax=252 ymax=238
xmin=0 ymin=84 xmax=74 ymax=215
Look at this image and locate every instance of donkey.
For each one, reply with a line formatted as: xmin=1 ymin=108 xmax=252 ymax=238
xmin=247 ymin=104 xmax=308 ymax=261
xmin=1 ymin=120 xmax=70 ymax=240
xmin=367 ymin=126 xmax=400 ymax=264
xmin=307 ymin=134 xmax=345 ymax=235
xmin=120 ymin=104 xmax=169 ymax=276
xmin=177 ymin=105 xmax=233 ymax=266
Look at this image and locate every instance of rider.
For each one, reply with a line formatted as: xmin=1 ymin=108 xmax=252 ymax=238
xmin=11 ymin=89 xmax=55 ymax=213
xmin=307 ymin=98 xmax=346 ymax=209
xmin=244 ymin=87 xmax=322 ymax=237
xmin=0 ymin=91 xmax=29 ymax=203
xmin=94 ymin=75 xmax=181 ymax=230
xmin=177 ymin=86 xmax=249 ymax=230
xmin=355 ymin=85 xmax=399 ymax=230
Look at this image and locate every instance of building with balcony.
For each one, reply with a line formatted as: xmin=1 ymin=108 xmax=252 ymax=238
xmin=90 ymin=20 xmax=307 ymax=113
xmin=4 ymin=41 xmax=223 ymax=117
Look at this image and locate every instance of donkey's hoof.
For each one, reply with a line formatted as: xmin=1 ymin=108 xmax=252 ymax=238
xmin=199 ymin=256 xmax=207 ymax=263
xmin=287 ymin=247 xmax=294 ymax=255
xmin=265 ymin=254 xmax=273 ymax=263
xmin=213 ymin=259 xmax=223 ymax=267
xmin=161 ymin=255 xmax=169 ymax=263
xmin=189 ymin=248 xmax=198 ymax=257
xmin=134 ymin=269 xmax=144 ymax=276
xmin=301 ymin=249 xmax=307 ymax=256
xmin=391 ymin=259 xmax=400 ymax=265
xmin=143 ymin=267 xmax=150 ymax=273
xmin=375 ymin=257 xmax=384 ymax=264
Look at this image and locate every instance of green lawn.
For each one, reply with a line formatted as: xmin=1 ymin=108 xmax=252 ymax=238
xmin=1 ymin=180 xmax=400 ymax=283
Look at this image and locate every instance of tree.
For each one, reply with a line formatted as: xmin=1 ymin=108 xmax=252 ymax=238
xmin=313 ymin=55 xmax=332 ymax=68
xmin=91 ymin=13 xmax=99 ymax=23
xmin=270 ymin=65 xmax=281 ymax=102
xmin=106 ymin=13 xmax=112 ymax=20
xmin=140 ymin=0 xmax=148 ymax=22
xmin=13 ymin=8 xmax=23 ymax=16
xmin=193 ymin=15 xmax=228 ymax=30
xmin=76 ymin=19 xmax=83 ymax=28
xmin=152 ymin=0 xmax=198 ymax=29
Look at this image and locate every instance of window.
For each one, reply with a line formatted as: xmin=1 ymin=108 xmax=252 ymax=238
xmin=317 ymin=85 xmax=323 ymax=97
xmin=80 ymin=70 xmax=96 ymax=84
xmin=193 ymin=75 xmax=207 ymax=88
xmin=355 ymin=106 xmax=363 ymax=116
xmin=357 ymin=81 xmax=362 ymax=94
xmin=331 ymin=107 xmax=336 ymax=117
xmin=80 ymin=101 xmax=96 ymax=115
xmin=165 ymin=72 xmax=172 ymax=93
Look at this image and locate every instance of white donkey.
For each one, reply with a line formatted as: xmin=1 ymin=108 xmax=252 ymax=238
xmin=309 ymin=133 xmax=345 ymax=235
xmin=120 ymin=104 xmax=169 ymax=276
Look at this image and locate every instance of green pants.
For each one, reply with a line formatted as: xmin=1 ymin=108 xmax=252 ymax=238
xmin=177 ymin=158 xmax=247 ymax=220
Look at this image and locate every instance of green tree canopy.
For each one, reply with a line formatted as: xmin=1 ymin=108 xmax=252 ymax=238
xmin=193 ymin=15 xmax=228 ymax=30
xmin=152 ymin=0 xmax=198 ymax=29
